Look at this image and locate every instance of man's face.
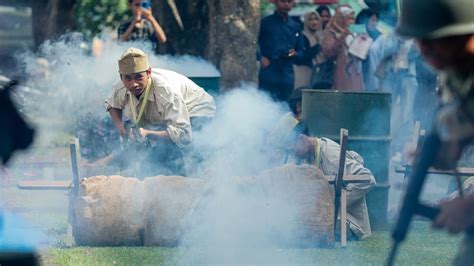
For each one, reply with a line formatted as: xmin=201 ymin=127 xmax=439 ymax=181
xmin=275 ymin=0 xmax=294 ymax=14
xmin=120 ymin=69 xmax=151 ymax=96
xmin=319 ymin=10 xmax=330 ymax=27
xmin=287 ymin=134 xmax=311 ymax=157
xmin=343 ymin=14 xmax=355 ymax=29
xmin=307 ymin=13 xmax=321 ymax=32
xmin=368 ymin=15 xmax=378 ymax=30
xmin=416 ymin=34 xmax=474 ymax=71
xmin=130 ymin=0 xmax=143 ymax=15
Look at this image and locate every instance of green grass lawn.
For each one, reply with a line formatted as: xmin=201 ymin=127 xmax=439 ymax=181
xmin=1 ymin=169 xmax=464 ymax=266
xmin=44 ymin=221 xmax=461 ymax=265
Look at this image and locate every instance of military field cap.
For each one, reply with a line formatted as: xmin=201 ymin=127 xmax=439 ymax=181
xmin=118 ymin=47 xmax=150 ymax=74
xmin=268 ymin=112 xmax=300 ymax=149
xmin=397 ymin=0 xmax=474 ymax=39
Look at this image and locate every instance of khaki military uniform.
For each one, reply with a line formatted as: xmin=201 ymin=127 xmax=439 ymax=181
xmin=439 ymin=73 xmax=474 ymax=265
xmin=271 ymin=112 xmax=376 ymax=239
xmin=297 ymin=137 xmax=377 ymax=239
xmin=448 ymin=177 xmax=474 ymax=266
xmin=396 ymin=0 xmax=474 ymax=264
xmin=437 ymin=72 xmax=474 ymax=142
xmin=105 ymin=69 xmax=215 ymax=147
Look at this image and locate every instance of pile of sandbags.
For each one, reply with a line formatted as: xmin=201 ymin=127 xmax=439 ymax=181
xmin=73 ymin=164 xmax=335 ymax=247
xmin=73 ymin=175 xmax=204 ymax=246
xmin=252 ymin=164 xmax=335 ymax=247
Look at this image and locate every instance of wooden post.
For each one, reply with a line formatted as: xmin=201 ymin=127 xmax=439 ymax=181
xmin=69 ymin=138 xmax=80 ymax=197
xmin=66 ymin=137 xmax=81 ymax=247
xmin=341 ymin=189 xmax=347 ymax=248
xmin=334 ymin=128 xmax=348 ymax=246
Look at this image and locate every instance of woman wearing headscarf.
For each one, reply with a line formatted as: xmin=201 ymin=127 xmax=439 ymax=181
xmin=294 ymin=11 xmax=325 ymax=89
xmin=316 ymin=5 xmax=331 ymax=30
xmin=321 ymin=5 xmax=364 ymax=91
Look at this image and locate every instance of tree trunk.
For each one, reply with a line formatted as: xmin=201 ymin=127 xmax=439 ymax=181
xmin=155 ymin=0 xmax=260 ymax=90
xmin=32 ymin=0 xmax=260 ymax=90
xmin=154 ymin=0 xmax=210 ymax=56
xmin=32 ymin=0 xmax=77 ymax=48
xmin=206 ymin=0 xmax=260 ymax=90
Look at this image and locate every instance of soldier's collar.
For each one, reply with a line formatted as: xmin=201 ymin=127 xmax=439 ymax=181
xmin=146 ymin=78 xmax=155 ymax=102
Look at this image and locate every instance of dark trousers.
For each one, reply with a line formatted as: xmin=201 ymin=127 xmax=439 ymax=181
xmin=258 ymin=65 xmax=294 ymax=102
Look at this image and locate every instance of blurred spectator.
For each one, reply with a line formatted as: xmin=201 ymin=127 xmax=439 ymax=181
xmin=117 ymin=0 xmax=166 ymax=49
xmin=316 ymin=5 xmax=331 ymax=30
xmin=258 ymin=0 xmax=305 ymax=102
xmin=355 ymin=9 xmax=381 ymax=40
xmin=293 ymin=11 xmax=324 ymax=89
xmin=31 ymin=58 xmax=50 ymax=80
xmin=356 ymin=9 xmax=381 ymax=91
xmin=414 ymin=59 xmax=439 ymax=130
xmin=90 ymin=37 xmax=104 ymax=58
xmin=321 ymin=5 xmax=363 ymax=91
xmin=370 ymin=31 xmax=419 ymax=158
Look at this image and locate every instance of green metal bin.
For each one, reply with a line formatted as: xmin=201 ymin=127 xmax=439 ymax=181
xmin=188 ymin=75 xmax=221 ymax=96
xmin=301 ymin=89 xmax=391 ymax=230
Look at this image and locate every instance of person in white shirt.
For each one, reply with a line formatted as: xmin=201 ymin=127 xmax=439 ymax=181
xmin=104 ymin=47 xmax=216 ymax=176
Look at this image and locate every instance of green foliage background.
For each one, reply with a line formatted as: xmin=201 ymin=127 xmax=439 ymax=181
xmin=74 ymin=0 xmax=130 ymax=38
xmin=75 ymin=0 xmax=274 ymax=39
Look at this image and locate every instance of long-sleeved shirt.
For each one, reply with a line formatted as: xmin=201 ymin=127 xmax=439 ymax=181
xmin=321 ymin=29 xmax=364 ymax=91
xmin=117 ymin=20 xmax=156 ymax=44
xmin=258 ymin=11 xmax=305 ymax=86
xmin=298 ymin=137 xmax=376 ymax=239
xmin=105 ymin=69 xmax=215 ymax=147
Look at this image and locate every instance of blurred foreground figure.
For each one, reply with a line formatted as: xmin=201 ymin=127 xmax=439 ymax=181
xmin=0 ymin=80 xmax=34 ymax=164
xmin=0 ymin=81 xmax=37 ymax=264
xmin=397 ymin=0 xmax=474 ymax=264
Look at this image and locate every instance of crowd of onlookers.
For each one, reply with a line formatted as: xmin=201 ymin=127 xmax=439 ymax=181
xmin=257 ymin=1 xmax=439 ymax=160
xmin=6 ymin=0 xmax=439 ymax=163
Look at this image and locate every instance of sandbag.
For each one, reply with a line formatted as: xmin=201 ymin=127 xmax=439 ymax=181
xmin=73 ymin=175 xmax=204 ymax=246
xmin=177 ymin=164 xmax=334 ymax=248
xmin=256 ymin=164 xmax=335 ymax=247
xmin=142 ymin=176 xmax=204 ymax=246
xmin=73 ymin=164 xmax=334 ymax=247
xmin=73 ymin=175 xmax=146 ymax=246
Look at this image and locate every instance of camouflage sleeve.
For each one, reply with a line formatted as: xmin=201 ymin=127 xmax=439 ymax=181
xmin=436 ymin=72 xmax=474 ymax=142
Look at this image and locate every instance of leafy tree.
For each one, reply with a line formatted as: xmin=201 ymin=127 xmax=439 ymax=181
xmin=74 ymin=0 xmax=129 ymax=38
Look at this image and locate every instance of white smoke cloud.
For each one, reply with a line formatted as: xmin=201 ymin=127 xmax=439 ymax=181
xmin=12 ymin=34 xmax=220 ymax=149
xmin=8 ymin=33 xmax=325 ymax=264
xmin=173 ymin=87 xmax=307 ymax=264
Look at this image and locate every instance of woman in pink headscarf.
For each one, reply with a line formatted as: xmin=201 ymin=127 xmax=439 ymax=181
xmin=294 ymin=11 xmax=325 ymax=89
xmin=321 ymin=5 xmax=364 ymax=91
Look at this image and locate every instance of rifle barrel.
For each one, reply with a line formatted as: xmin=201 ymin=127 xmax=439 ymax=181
xmin=388 ymin=132 xmax=441 ymax=265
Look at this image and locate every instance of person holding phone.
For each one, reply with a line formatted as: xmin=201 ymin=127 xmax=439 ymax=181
xmin=118 ymin=0 xmax=167 ymax=48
